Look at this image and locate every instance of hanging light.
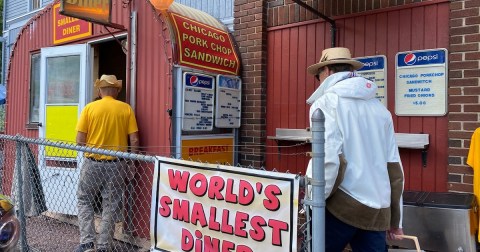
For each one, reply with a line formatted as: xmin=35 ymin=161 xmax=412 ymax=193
xmin=149 ymin=0 xmax=174 ymax=11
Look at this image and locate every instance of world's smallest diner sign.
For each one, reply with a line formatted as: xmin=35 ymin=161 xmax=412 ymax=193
xmin=53 ymin=3 xmax=92 ymax=45
xmin=170 ymin=13 xmax=240 ymax=76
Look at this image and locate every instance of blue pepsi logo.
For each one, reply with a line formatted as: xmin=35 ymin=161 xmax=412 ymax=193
xmin=404 ymin=53 xmax=417 ymax=65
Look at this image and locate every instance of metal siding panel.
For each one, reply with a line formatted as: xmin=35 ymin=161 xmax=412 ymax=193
xmin=42 ymin=0 xmax=54 ymax=8
xmin=354 ymin=16 xmax=366 ymax=56
xmin=280 ymin=30 xmax=289 ymax=129
xmin=266 ymin=31 xmax=276 ymax=170
xmin=364 ymin=15 xmax=377 ymax=56
xmin=410 ymin=7 xmax=427 ymax=190
xmin=6 ymin=0 xmax=27 ymax=21
xmin=284 ymin=27 xmax=296 ymax=129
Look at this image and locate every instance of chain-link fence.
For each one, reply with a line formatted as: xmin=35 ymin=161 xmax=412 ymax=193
xmin=0 ymin=134 xmax=314 ymax=252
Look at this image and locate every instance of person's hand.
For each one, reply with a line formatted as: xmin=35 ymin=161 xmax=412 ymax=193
xmin=387 ymin=227 xmax=404 ymax=240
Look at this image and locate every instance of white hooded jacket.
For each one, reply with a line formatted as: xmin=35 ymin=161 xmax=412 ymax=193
xmin=306 ymin=71 xmax=403 ymax=215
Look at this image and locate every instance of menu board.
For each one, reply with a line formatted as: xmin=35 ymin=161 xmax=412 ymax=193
xmin=182 ymin=72 xmax=215 ymax=131
xmin=355 ymin=56 xmax=387 ymax=106
xmin=215 ymin=75 xmax=242 ymax=128
xmin=395 ymin=49 xmax=447 ymax=116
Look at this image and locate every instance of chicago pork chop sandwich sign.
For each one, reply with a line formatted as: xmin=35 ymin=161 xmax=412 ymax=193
xmin=170 ymin=13 xmax=240 ymax=76
xmin=150 ymin=157 xmax=299 ymax=251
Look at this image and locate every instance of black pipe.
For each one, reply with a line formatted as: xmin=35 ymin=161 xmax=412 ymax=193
xmin=292 ymin=0 xmax=336 ymax=47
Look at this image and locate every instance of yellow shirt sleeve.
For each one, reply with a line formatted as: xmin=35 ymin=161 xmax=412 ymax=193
xmin=467 ymin=128 xmax=480 ymax=242
xmin=76 ymin=105 xmax=89 ymax=133
xmin=127 ymin=107 xmax=139 ymax=134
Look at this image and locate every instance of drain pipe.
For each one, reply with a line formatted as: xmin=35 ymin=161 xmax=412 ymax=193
xmin=292 ymin=0 xmax=336 ymax=47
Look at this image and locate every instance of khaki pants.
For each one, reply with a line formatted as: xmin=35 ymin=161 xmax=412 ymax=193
xmin=77 ymin=159 xmax=126 ymax=250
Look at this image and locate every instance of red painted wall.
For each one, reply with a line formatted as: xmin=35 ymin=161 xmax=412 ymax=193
xmin=266 ymin=2 xmax=449 ymax=192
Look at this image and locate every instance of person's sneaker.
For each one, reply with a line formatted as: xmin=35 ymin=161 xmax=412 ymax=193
xmin=73 ymin=242 xmax=95 ymax=252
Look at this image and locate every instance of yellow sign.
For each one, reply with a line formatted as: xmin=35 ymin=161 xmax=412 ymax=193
xmin=61 ymin=0 xmax=111 ymax=25
xmin=45 ymin=105 xmax=78 ymax=158
xmin=181 ymin=137 xmax=234 ymax=165
xmin=53 ymin=3 xmax=92 ymax=44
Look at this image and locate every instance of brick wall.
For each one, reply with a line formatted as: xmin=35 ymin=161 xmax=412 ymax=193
xmin=234 ymin=0 xmax=268 ymax=167
xmin=448 ymin=0 xmax=480 ymax=193
xmin=267 ymin=0 xmax=432 ymax=27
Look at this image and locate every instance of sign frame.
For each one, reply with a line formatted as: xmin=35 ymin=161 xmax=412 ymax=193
xmin=395 ymin=48 xmax=448 ymax=116
xmin=150 ymin=156 xmax=300 ymax=252
xmin=53 ymin=3 xmax=92 ymax=45
xmin=215 ymin=75 xmax=242 ymax=128
xmin=182 ymin=72 xmax=215 ymax=131
xmin=169 ymin=12 xmax=240 ymax=75
xmin=60 ymin=0 xmax=125 ymax=30
xmin=181 ymin=134 xmax=235 ymax=165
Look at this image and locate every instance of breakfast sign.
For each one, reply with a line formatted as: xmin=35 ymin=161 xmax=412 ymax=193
xmin=170 ymin=13 xmax=240 ymax=75
xmin=53 ymin=3 xmax=92 ymax=44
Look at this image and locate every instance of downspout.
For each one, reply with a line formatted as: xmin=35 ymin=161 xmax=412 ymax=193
xmin=292 ymin=0 xmax=336 ymax=47
xmin=1 ymin=0 xmax=7 ymax=85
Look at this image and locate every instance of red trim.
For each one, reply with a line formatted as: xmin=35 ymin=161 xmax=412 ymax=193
xmin=267 ymin=0 xmax=449 ymax=32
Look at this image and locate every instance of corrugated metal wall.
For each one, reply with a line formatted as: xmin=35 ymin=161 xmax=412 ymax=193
xmin=266 ymin=2 xmax=449 ymax=192
xmin=5 ymin=0 xmax=131 ymax=138
xmin=6 ymin=0 xmax=173 ymax=238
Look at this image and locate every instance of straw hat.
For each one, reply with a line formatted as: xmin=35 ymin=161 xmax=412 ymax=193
xmin=307 ymin=47 xmax=364 ymax=75
xmin=94 ymin=75 xmax=122 ymax=90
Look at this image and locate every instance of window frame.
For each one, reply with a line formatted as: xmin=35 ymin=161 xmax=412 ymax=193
xmin=27 ymin=52 xmax=41 ymax=128
xmin=30 ymin=0 xmax=41 ymax=11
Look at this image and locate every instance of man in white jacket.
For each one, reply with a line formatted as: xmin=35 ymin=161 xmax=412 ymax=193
xmin=306 ymin=47 xmax=404 ymax=251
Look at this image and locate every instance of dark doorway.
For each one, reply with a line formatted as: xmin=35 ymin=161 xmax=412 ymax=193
xmin=95 ymin=39 xmax=127 ymax=102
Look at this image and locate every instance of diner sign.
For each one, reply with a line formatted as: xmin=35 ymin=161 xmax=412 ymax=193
xmin=60 ymin=0 xmax=111 ymax=25
xmin=150 ymin=157 xmax=299 ymax=252
xmin=170 ymin=13 xmax=240 ymax=75
xmin=53 ymin=3 xmax=92 ymax=45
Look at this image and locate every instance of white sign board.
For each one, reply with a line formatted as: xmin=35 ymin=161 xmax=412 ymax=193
xmin=150 ymin=157 xmax=300 ymax=252
xmin=182 ymin=72 xmax=215 ymax=131
xmin=395 ymin=49 xmax=448 ymax=116
xmin=355 ymin=56 xmax=387 ymax=106
xmin=216 ymin=75 xmax=242 ymax=128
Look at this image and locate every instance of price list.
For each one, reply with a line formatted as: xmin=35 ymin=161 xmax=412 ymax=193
xmin=182 ymin=73 xmax=215 ymax=131
xmin=216 ymin=76 xmax=241 ymax=128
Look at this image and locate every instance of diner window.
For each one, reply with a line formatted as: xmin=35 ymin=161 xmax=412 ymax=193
xmin=30 ymin=0 xmax=41 ymax=11
xmin=29 ymin=53 xmax=40 ymax=124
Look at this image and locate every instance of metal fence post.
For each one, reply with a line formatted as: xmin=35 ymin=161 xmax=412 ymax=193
xmin=311 ymin=108 xmax=326 ymax=252
xmin=14 ymin=135 xmax=29 ymax=251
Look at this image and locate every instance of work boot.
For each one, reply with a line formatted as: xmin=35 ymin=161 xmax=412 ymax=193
xmin=73 ymin=242 xmax=95 ymax=252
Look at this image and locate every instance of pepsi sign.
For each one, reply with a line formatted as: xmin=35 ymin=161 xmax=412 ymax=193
xmin=356 ymin=56 xmax=385 ymax=71
xmin=397 ymin=49 xmax=446 ymax=67
xmin=185 ymin=73 xmax=214 ymax=89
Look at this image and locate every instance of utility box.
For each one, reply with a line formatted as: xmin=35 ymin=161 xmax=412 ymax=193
xmin=388 ymin=191 xmax=478 ymax=252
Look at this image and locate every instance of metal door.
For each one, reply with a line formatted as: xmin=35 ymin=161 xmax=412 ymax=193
xmin=38 ymin=44 xmax=88 ymax=215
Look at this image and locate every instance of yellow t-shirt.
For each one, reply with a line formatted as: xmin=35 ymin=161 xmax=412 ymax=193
xmin=76 ymin=96 xmax=138 ymax=160
xmin=467 ymin=127 xmax=480 ymax=241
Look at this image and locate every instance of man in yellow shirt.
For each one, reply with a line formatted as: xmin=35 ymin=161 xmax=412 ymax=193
xmin=74 ymin=75 xmax=139 ymax=252
xmin=467 ymin=127 xmax=480 ymax=242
